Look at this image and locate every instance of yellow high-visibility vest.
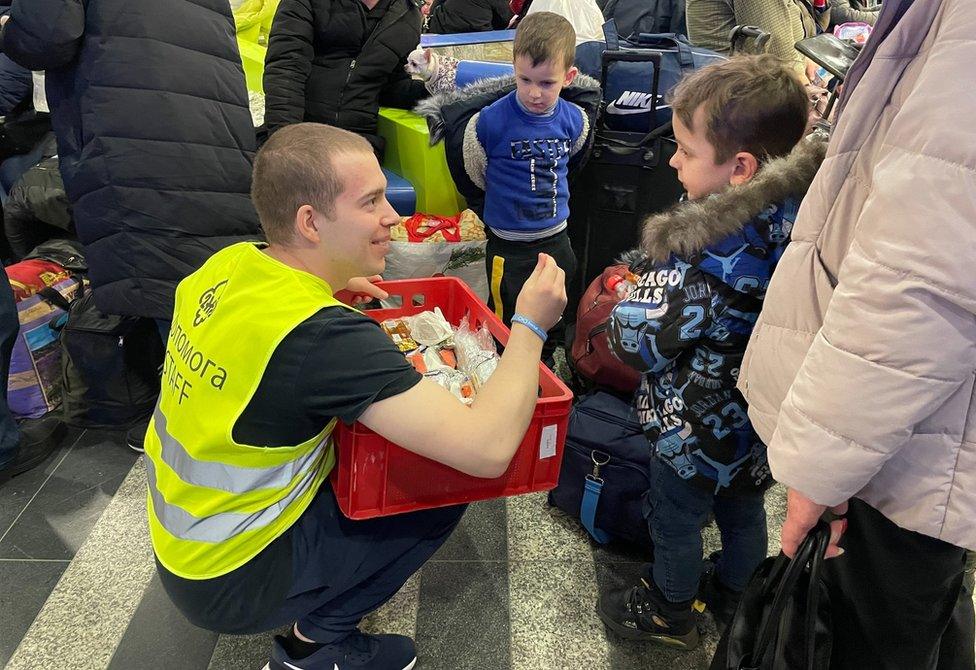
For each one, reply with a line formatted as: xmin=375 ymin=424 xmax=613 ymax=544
xmin=146 ymin=242 xmax=352 ymax=580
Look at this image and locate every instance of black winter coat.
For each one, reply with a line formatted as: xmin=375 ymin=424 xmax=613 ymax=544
xmin=0 ymin=0 xmax=261 ymax=320
xmin=264 ymin=0 xmax=427 ymax=153
xmin=426 ymin=0 xmax=513 ymax=34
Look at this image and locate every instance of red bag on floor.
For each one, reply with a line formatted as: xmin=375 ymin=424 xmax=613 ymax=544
xmin=571 ymin=264 xmax=641 ymax=394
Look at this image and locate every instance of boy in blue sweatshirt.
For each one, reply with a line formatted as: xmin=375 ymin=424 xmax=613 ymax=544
xmin=463 ymin=12 xmax=589 ymax=359
xmin=595 ymin=55 xmax=825 ymax=649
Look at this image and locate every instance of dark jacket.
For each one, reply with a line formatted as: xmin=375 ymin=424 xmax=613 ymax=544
xmin=414 ymin=74 xmax=602 ymax=218
xmin=426 ymin=0 xmax=513 ymax=33
xmin=0 ymin=53 xmax=30 ymax=116
xmin=597 ymin=0 xmax=686 ymax=37
xmin=0 ymin=0 xmax=261 ymax=320
xmin=264 ymin=0 xmax=427 ymax=153
xmin=608 ymin=133 xmax=827 ymax=494
xmin=4 ymin=154 xmax=72 ymax=260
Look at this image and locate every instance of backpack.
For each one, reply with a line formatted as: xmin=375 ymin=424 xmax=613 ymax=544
xmin=571 ymin=263 xmax=641 ymax=394
xmin=548 ymin=390 xmax=651 ymax=549
xmin=60 ymin=290 xmax=164 ymax=429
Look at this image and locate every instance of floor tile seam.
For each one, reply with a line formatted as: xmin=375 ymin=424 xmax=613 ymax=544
xmin=4 ymin=460 xmax=156 ymax=670
xmin=0 ymin=429 xmax=87 ymax=544
xmin=44 ymin=471 xmax=132 ymax=508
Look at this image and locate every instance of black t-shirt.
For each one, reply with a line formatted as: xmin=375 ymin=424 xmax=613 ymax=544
xmin=157 ymin=306 xmax=421 ymax=628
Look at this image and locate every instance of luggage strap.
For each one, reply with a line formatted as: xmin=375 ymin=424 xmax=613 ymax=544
xmin=580 ymin=450 xmax=613 ymax=544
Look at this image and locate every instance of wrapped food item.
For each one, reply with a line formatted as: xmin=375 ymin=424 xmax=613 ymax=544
xmin=454 ymin=315 xmax=499 ymax=390
xmin=403 ymin=307 xmax=454 ymax=346
xmin=381 ymin=318 xmax=419 ymax=352
xmin=425 ymin=368 xmax=475 ymax=405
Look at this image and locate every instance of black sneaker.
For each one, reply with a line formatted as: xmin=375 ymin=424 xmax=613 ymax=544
xmin=0 ymin=414 xmax=66 ymax=482
xmin=697 ymin=552 xmax=743 ymax=634
xmin=125 ymin=420 xmax=149 ymax=453
xmin=263 ymin=631 xmax=417 ymax=670
xmin=597 ymin=577 xmax=700 ymax=650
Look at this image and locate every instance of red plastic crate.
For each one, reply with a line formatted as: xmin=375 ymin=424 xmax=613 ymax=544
xmin=330 ymin=276 xmax=573 ymax=519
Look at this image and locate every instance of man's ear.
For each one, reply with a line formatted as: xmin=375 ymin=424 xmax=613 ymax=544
xmin=563 ymin=66 xmax=578 ymax=87
xmin=729 ymin=151 xmax=759 ymax=187
xmin=294 ymin=204 xmax=321 ymax=244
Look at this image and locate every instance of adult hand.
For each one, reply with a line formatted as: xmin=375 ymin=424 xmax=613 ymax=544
xmin=513 ymin=253 xmax=566 ymax=331
xmin=782 ymin=487 xmax=849 ymax=559
xmin=336 ymin=275 xmax=388 ymax=306
xmin=0 ymin=14 xmax=10 ymax=26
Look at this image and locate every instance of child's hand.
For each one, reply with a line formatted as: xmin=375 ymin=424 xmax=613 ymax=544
xmin=336 ymin=275 xmax=388 ymax=306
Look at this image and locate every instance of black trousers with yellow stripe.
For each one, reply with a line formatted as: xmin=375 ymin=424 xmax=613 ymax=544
xmin=485 ymin=229 xmax=576 ymax=362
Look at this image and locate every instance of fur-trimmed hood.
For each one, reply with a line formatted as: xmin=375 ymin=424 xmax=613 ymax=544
xmin=414 ymin=73 xmax=601 ymax=145
xmin=641 ymin=130 xmax=829 ymax=264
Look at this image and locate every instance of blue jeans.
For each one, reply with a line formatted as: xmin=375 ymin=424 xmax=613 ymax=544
xmin=643 ymin=456 xmax=768 ymax=603
xmin=0 ymin=266 xmax=21 ymax=469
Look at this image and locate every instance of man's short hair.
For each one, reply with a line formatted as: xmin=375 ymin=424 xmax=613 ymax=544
xmin=670 ymin=55 xmax=810 ymax=165
xmin=513 ymin=12 xmax=576 ymax=71
xmin=251 ymin=123 xmax=374 ymax=245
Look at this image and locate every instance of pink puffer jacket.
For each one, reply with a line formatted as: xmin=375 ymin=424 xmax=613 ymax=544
xmin=739 ymin=0 xmax=976 ymax=551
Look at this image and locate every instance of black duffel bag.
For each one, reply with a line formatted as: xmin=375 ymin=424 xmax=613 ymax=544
xmin=711 ymin=522 xmax=833 ymax=670
xmin=59 ymin=289 xmax=164 ymax=429
xmin=548 ymin=390 xmax=651 ymax=551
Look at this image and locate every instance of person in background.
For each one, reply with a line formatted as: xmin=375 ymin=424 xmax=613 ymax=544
xmin=425 ymin=0 xmax=513 ymax=33
xmin=263 ymin=0 xmax=427 ymax=158
xmin=596 ymin=55 xmax=820 ymax=649
xmin=738 ymin=0 xmax=976 ymax=667
xmin=149 ymin=122 xmax=566 ymax=670
xmin=686 ymin=0 xmax=829 ymax=74
xmin=0 ymin=0 xmax=262 ymax=451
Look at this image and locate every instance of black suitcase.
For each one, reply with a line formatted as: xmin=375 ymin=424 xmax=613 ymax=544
xmin=567 ymin=49 xmax=684 ymax=305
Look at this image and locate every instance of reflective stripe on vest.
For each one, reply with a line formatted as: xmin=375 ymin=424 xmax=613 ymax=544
xmin=145 ymin=445 xmax=322 ymax=543
xmin=153 ymin=407 xmax=324 ymax=495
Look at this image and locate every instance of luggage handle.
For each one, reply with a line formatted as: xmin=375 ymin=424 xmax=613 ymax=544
xmin=729 ymin=25 xmax=771 ymax=54
xmin=631 ymin=32 xmax=696 ymax=69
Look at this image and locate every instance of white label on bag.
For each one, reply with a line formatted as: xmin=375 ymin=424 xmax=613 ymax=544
xmin=539 ymin=424 xmax=558 ymax=459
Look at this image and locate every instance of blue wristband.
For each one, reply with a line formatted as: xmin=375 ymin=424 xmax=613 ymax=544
xmin=511 ymin=313 xmax=547 ymax=342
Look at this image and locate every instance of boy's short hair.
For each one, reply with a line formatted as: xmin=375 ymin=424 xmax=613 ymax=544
xmin=670 ymin=55 xmax=809 ymax=165
xmin=251 ymin=123 xmax=373 ymax=245
xmin=513 ymin=12 xmax=576 ymax=71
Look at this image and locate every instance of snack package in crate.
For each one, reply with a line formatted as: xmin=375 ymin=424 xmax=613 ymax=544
xmin=331 ymin=276 xmax=574 ymax=520
xmin=384 ymin=210 xmax=488 ymax=302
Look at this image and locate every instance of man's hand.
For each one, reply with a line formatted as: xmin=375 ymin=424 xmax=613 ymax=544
xmin=336 ymin=275 xmax=388 ymax=306
xmin=513 ymin=254 xmax=567 ymax=331
xmin=782 ymin=487 xmax=848 ymax=559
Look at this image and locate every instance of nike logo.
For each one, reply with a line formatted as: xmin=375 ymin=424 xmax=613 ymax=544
xmin=281 ymin=662 xmax=337 ymax=670
xmin=606 ymin=91 xmax=667 ymax=115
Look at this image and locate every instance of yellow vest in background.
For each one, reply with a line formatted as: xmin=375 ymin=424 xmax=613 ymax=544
xmin=146 ymin=243 xmax=350 ymax=580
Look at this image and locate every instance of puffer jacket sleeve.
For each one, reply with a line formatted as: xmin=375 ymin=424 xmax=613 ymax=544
xmin=0 ymin=53 xmax=31 ymax=116
xmin=1 ymin=0 xmax=84 ymax=71
xmin=768 ymin=153 xmax=976 ymax=507
xmin=264 ymin=0 xmax=316 ymax=134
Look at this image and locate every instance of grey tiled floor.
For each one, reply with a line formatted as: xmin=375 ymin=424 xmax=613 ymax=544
xmin=1 ymin=429 xmax=973 ymax=669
